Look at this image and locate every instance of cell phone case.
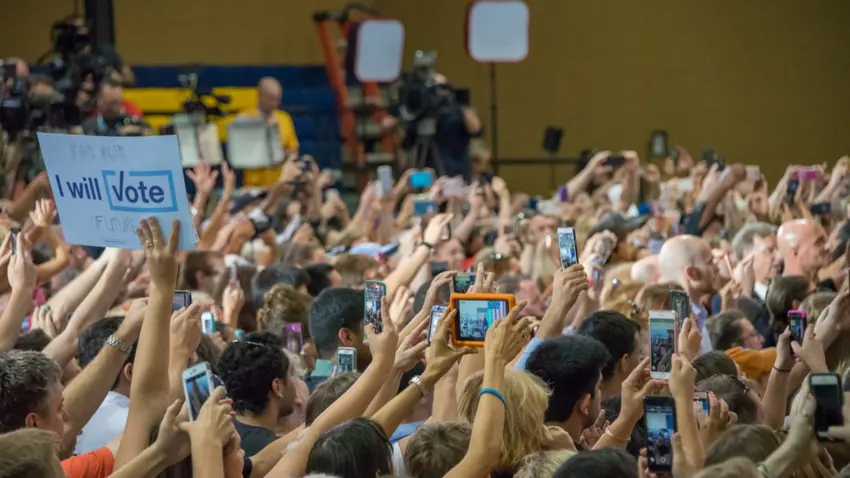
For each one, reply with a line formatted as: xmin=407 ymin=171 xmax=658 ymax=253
xmin=448 ymin=293 xmax=516 ymax=347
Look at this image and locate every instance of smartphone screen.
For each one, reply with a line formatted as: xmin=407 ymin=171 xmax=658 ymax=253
xmin=810 ymin=202 xmax=831 ymax=216
xmin=410 ymin=171 xmax=434 ymax=189
xmin=454 ymin=298 xmax=509 ymax=343
xmin=528 ymin=198 xmax=538 ymax=211
xmin=811 ymin=373 xmax=844 ymax=440
xmin=173 ymin=291 xmax=192 ymax=312
xmin=558 ymin=185 xmax=568 ymax=203
xmin=229 ymin=264 xmax=238 ymax=283
xmin=429 ymin=261 xmax=449 ymax=277
xmin=670 ymin=290 xmax=690 ymax=328
xmin=337 ymin=348 xmax=357 ymax=373
xmin=788 ymin=310 xmax=807 ymax=343
xmin=557 ymin=227 xmax=578 ymax=269
xmin=453 ymin=273 xmax=476 ymax=294
xmin=183 ymin=364 xmax=213 ymax=421
xmin=649 ymin=311 xmax=676 ymax=379
xmin=364 ymin=281 xmax=386 ymax=333
xmin=693 ymin=392 xmax=710 ymax=416
xmin=787 ymin=179 xmax=799 ymax=204
xmin=605 ymin=155 xmax=626 ymax=167
xmin=283 ymin=323 xmax=304 ymax=354
xmin=9 ymin=228 xmax=19 ymax=255
xmin=201 ymin=312 xmax=215 ymax=336
xmin=428 ymin=305 xmax=448 ymax=342
xmin=650 ymin=130 xmax=668 ymax=158
xmin=645 ymin=397 xmax=676 ymax=472
xmin=413 ymin=196 xmax=437 ymax=216
xmin=377 ymin=166 xmax=393 ymax=197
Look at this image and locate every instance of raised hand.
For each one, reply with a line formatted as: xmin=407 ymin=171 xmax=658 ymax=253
xmin=423 ymin=213 xmax=454 ymax=246
xmin=220 ymin=162 xmax=236 ymax=196
xmin=153 ymin=399 xmax=191 ymax=466
xmin=366 ymin=296 xmax=401 ymax=365
xmin=668 ymin=354 xmax=696 ymax=400
xmin=550 ymin=264 xmax=589 ymax=312
xmin=677 ymin=318 xmax=702 ymax=362
xmin=620 ymin=357 xmax=662 ymax=423
xmin=394 ymin=316 xmax=429 ymax=372
xmin=698 ymin=393 xmax=737 ymax=447
xmin=186 ymin=161 xmax=219 ymax=195
xmin=136 ymin=217 xmax=180 ymax=287
xmin=427 ymin=309 xmax=479 ymax=376
xmin=484 ymin=301 xmax=532 ymax=365
xmin=28 ymin=198 xmax=56 ymax=230
xmin=420 ymin=270 xmax=455 ymax=314
xmin=170 ymin=303 xmax=202 ymax=358
xmin=791 ymin=323 xmax=828 ymax=373
xmin=30 ymin=305 xmax=65 ymax=338
xmin=178 ymin=386 xmax=235 ymax=446
xmin=469 ymin=262 xmax=495 ymax=294
xmin=8 ymin=232 xmax=36 ymax=292
xmin=221 ymin=282 xmax=245 ymax=327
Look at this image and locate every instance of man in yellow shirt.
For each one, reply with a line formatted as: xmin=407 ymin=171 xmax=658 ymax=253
xmin=239 ymin=77 xmax=300 ymax=186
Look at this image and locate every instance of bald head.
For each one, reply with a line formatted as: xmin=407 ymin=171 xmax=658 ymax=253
xmin=631 ymin=255 xmax=659 ymax=284
xmin=658 ymin=235 xmax=715 ymax=294
xmin=258 ymin=77 xmax=282 ymax=115
xmin=777 ymin=219 xmax=828 ymax=277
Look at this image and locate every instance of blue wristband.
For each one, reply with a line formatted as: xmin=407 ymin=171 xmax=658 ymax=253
xmin=478 ymin=387 xmax=506 ymax=408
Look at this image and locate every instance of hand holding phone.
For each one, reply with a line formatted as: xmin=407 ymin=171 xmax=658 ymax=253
xmin=788 ymin=310 xmax=807 ymax=344
xmin=450 ymin=293 xmax=515 ymax=347
xmin=644 ymin=396 xmax=677 ymax=472
xmin=670 ymin=290 xmax=690 ymax=328
xmin=173 ymin=291 xmax=192 ymax=312
xmin=201 ymin=312 xmax=216 ymax=336
xmin=557 ymin=227 xmax=578 ymax=269
xmin=428 ymin=305 xmax=448 ymax=342
xmin=337 ymin=347 xmax=357 ymax=373
xmin=811 ymin=373 xmax=844 ymax=441
xmin=452 ymin=273 xmax=476 ymax=294
xmin=182 ymin=362 xmax=214 ymax=421
xmin=649 ymin=310 xmax=677 ymax=380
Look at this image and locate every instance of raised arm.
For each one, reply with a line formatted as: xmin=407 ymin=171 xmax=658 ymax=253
xmin=115 ymin=218 xmax=181 ymax=469
xmin=0 ymin=234 xmax=34 ymax=352
xmin=384 ymin=213 xmax=453 ymax=299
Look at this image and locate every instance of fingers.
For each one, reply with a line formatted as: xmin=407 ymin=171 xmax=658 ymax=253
xmin=210 ymin=386 xmax=227 ymax=403
xmin=163 ymin=399 xmax=183 ymax=422
xmin=803 ymin=322 xmax=816 ymax=343
xmin=436 ymin=309 xmax=456 ymax=342
xmin=137 ymin=219 xmax=153 ymax=247
xmin=168 ymin=220 xmax=181 ymax=253
xmin=148 ymin=217 xmax=164 ymax=248
xmin=594 ymin=410 xmax=607 ymax=428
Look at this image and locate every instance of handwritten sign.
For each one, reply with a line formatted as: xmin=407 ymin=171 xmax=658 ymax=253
xmin=37 ymin=133 xmax=195 ymax=250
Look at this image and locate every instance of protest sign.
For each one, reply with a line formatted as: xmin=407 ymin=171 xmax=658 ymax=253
xmin=37 ymin=133 xmax=195 ymax=250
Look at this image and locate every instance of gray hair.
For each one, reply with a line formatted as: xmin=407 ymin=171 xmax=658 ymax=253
xmin=515 ymin=450 xmax=577 ymax=478
xmin=0 ymin=351 xmax=62 ymax=433
xmin=731 ymin=222 xmax=777 ymax=258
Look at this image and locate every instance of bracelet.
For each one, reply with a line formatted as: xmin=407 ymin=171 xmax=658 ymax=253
xmin=478 ymin=387 xmax=506 ymax=408
xmin=421 ymin=241 xmax=435 ymax=250
xmin=757 ymin=463 xmax=771 ymax=478
xmin=604 ymin=426 xmax=630 ymax=443
xmin=106 ymin=335 xmax=133 ymax=355
xmin=409 ymin=375 xmax=430 ymax=398
xmin=773 ymin=365 xmax=792 ymax=373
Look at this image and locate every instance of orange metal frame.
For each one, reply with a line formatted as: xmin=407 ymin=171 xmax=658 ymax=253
xmin=314 ymin=4 xmax=396 ymax=192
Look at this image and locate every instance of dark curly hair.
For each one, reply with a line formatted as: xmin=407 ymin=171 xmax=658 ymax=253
xmin=218 ymin=341 xmax=289 ymax=414
xmin=78 ymin=316 xmax=137 ymax=368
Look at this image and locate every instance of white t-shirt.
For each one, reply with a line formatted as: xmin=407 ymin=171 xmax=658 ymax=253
xmin=75 ymin=390 xmax=130 ymax=454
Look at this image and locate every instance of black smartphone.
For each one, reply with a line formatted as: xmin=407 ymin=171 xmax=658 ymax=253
xmin=644 ymin=396 xmax=677 ymax=473
xmin=556 ymin=227 xmax=578 ymax=269
xmin=671 ymin=290 xmax=690 ymax=328
xmin=452 ymin=272 xmax=476 ymax=294
xmin=455 ymin=88 xmax=471 ymax=107
xmin=788 ymin=309 xmax=807 ymax=343
xmin=363 ymin=281 xmax=386 ymax=334
xmin=173 ymin=290 xmax=192 ymax=311
xmin=429 ymin=261 xmax=449 ymax=277
xmin=9 ymin=227 xmax=19 ymax=254
xmin=649 ymin=130 xmax=668 ymax=158
xmin=810 ymin=202 xmax=831 ymax=216
xmin=811 ymin=373 xmax=844 ymax=441
xmin=604 ymin=155 xmax=626 ymax=167
xmin=786 ymin=179 xmax=799 ymax=205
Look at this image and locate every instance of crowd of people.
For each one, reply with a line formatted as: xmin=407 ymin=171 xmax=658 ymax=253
xmin=0 ymin=139 xmax=849 ymax=478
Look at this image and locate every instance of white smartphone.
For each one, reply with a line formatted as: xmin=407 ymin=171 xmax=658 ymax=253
xmin=337 ymin=347 xmax=357 ymax=373
xmin=428 ymin=305 xmax=448 ymax=342
xmin=201 ymin=312 xmax=216 ymax=336
xmin=182 ymin=362 xmax=214 ymax=421
xmin=746 ymin=166 xmax=761 ymax=182
xmin=557 ymin=227 xmax=578 ymax=269
xmin=649 ymin=310 xmax=677 ymax=380
xmin=377 ymin=166 xmax=393 ymax=197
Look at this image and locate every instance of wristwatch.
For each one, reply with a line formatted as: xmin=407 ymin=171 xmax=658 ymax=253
xmin=408 ymin=375 xmax=430 ymax=398
xmin=106 ymin=335 xmax=133 ymax=355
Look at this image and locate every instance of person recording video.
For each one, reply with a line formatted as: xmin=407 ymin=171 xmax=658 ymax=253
xmin=80 ymin=79 xmax=148 ymax=136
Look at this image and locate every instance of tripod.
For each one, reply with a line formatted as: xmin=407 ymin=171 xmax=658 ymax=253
xmin=408 ymin=116 xmax=444 ymax=176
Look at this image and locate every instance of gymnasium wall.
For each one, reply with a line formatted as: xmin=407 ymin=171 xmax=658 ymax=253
xmin=3 ymin=0 xmax=849 ymax=192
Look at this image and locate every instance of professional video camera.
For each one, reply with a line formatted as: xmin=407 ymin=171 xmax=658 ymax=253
xmin=179 ymin=71 xmax=231 ymax=118
xmin=397 ymin=50 xmax=458 ymax=124
xmin=0 ymin=69 xmax=80 ymax=141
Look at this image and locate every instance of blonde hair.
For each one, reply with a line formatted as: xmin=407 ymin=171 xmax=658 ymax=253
xmin=457 ymin=370 xmax=550 ymax=472
xmin=0 ymin=428 xmax=62 ymax=478
xmin=804 ymin=292 xmax=850 ymax=373
xmin=514 ymin=450 xmax=576 ymax=478
xmin=694 ymin=457 xmax=759 ymax=478
xmin=334 ymin=254 xmax=378 ymax=287
xmin=257 ymin=284 xmax=310 ymax=338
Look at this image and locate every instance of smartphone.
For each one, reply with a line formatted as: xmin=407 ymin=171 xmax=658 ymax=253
xmin=649 ymin=310 xmax=677 ymax=380
xmin=604 ymin=155 xmax=626 ymax=167
xmin=229 ymin=264 xmax=238 ymax=283
xmin=798 ymin=167 xmax=821 ymax=181
xmin=701 ymin=148 xmax=716 ymax=164
xmin=452 ymin=294 xmax=513 ymax=346
xmin=182 ymin=362 xmax=214 ymax=421
xmin=528 ymin=198 xmax=538 ymax=211
xmin=326 ymin=188 xmax=340 ymax=201
xmin=810 ymin=202 xmax=831 ymax=216
xmin=557 ymin=227 xmax=578 ymax=269
xmin=786 ymin=179 xmax=799 ymax=205
xmin=364 ymin=280 xmax=386 ymax=333
xmin=9 ymin=227 xmax=19 ymax=254
xmin=410 ymin=171 xmax=434 ymax=189
xmin=636 ymin=202 xmax=653 ymax=216
xmin=650 ymin=130 xmax=668 ymax=158
xmin=173 ymin=291 xmax=192 ymax=312
xmin=453 ymin=273 xmax=476 ymax=294
xmin=455 ymin=88 xmax=471 ymax=106
xmin=377 ymin=165 xmax=393 ymax=197
xmin=644 ymin=396 xmax=677 ymax=472
xmin=283 ymin=323 xmax=304 ymax=354
xmin=693 ymin=392 xmax=710 ymax=416
xmin=670 ymin=146 xmax=680 ymax=163
xmin=20 ymin=316 xmax=30 ymax=332
xmin=428 ymin=305 xmax=448 ymax=342
xmin=670 ymin=290 xmax=690 ymax=328
xmin=746 ymin=166 xmax=761 ymax=182
xmin=430 ymin=261 xmax=449 ymax=277
xmin=811 ymin=373 xmax=844 ymax=441
xmin=337 ymin=347 xmax=357 ymax=373
xmin=558 ymin=185 xmax=568 ymax=203
xmin=200 ymin=312 xmax=215 ymax=336
xmin=442 ymin=222 xmax=452 ymax=241
xmin=788 ymin=309 xmax=807 ymax=343
xmin=413 ymin=196 xmax=437 ymax=216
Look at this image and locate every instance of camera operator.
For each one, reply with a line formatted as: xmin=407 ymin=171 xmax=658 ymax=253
xmin=59 ymin=15 xmax=135 ymax=87
xmin=80 ymin=78 xmax=149 ymax=137
xmin=392 ymin=52 xmax=483 ymax=181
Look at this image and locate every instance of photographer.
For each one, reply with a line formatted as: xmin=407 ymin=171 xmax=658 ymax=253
xmin=393 ymin=52 xmax=483 ymax=181
xmin=80 ymin=79 xmax=148 ymax=137
xmin=59 ymin=15 xmax=134 ymax=87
